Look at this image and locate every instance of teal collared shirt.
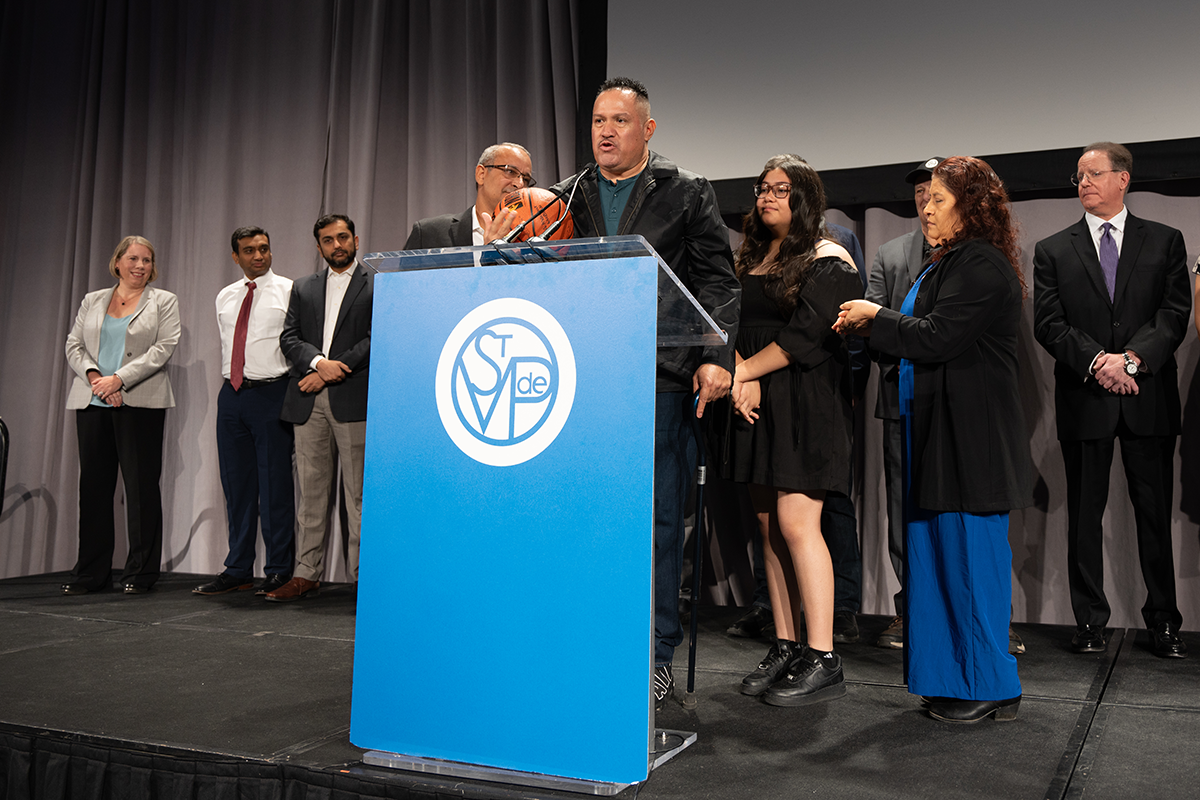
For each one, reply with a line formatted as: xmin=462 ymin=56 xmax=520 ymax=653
xmin=597 ymin=169 xmax=640 ymax=236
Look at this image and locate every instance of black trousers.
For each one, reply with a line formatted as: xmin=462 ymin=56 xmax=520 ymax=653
xmin=1061 ymin=421 xmax=1181 ymax=630
xmin=71 ymin=406 xmax=167 ymax=590
xmin=881 ymin=416 xmax=905 ymax=616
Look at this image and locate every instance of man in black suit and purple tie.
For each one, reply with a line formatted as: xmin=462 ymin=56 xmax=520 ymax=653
xmin=1033 ymin=141 xmax=1190 ymax=658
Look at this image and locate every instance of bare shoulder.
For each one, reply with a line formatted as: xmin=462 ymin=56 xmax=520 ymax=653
xmin=815 ymin=238 xmax=854 ymax=266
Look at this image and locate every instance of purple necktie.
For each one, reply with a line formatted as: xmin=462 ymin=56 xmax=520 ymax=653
xmin=1100 ymin=222 xmax=1118 ymax=301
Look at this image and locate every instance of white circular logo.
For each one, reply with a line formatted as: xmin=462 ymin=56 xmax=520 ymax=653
xmin=435 ymin=298 xmax=576 ymax=466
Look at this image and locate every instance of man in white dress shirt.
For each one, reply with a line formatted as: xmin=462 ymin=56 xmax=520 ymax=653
xmin=195 ymin=227 xmax=296 ymax=597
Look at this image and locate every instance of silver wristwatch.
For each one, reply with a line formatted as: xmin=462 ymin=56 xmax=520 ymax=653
xmin=1123 ymin=352 xmax=1139 ymax=376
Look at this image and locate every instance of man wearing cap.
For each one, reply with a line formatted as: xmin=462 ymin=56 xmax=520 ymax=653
xmin=1033 ymin=141 xmax=1189 ymax=658
xmin=863 ymin=158 xmax=940 ymax=648
xmin=403 ymin=142 xmax=533 ymax=249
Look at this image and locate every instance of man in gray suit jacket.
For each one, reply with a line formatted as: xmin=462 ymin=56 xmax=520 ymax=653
xmin=864 ymin=157 xmax=939 ymax=649
xmin=266 ymin=214 xmax=373 ymax=602
xmin=403 ymin=142 xmax=535 ymax=249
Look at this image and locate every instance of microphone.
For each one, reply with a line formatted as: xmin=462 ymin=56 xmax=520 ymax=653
xmin=490 ymin=171 xmax=584 ymax=245
xmin=526 ymin=169 xmax=586 ymax=243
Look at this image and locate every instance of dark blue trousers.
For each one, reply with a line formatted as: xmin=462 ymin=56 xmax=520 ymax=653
xmin=654 ymin=392 xmax=697 ymax=665
xmin=216 ymin=379 xmax=295 ymax=579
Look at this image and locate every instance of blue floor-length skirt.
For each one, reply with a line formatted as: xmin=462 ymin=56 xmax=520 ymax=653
xmin=899 ymin=268 xmax=1020 ymax=701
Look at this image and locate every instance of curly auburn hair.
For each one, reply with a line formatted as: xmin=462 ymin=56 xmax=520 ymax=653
xmin=930 ymin=156 xmax=1025 ymax=298
xmin=736 ymin=154 xmax=829 ymax=312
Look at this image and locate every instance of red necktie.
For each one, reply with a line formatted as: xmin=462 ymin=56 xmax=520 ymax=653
xmin=230 ymin=281 xmax=256 ymax=391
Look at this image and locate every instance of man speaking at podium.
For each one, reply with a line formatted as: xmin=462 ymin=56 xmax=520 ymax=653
xmin=557 ymin=77 xmax=741 ymax=709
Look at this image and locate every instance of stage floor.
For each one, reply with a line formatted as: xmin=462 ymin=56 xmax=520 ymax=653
xmin=1 ymin=572 xmax=1197 ymax=799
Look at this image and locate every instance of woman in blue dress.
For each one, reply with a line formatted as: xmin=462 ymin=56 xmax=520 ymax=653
xmin=721 ymin=155 xmax=863 ymax=706
xmin=835 ymin=156 xmax=1033 ymax=722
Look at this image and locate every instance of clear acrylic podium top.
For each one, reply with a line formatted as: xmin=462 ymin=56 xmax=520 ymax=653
xmin=361 ymin=235 xmax=727 ymax=347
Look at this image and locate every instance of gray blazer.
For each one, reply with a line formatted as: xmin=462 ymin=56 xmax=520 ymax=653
xmin=65 ymin=286 xmax=181 ymax=409
xmin=865 ymin=229 xmax=927 ymax=420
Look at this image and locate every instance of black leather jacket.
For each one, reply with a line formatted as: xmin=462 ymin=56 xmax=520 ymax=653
xmin=555 ymin=151 xmax=741 ymax=393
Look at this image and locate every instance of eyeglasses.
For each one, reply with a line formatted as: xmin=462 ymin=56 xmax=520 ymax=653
xmin=753 ymin=182 xmax=791 ymax=199
xmin=1070 ymin=169 xmax=1120 ymax=186
xmin=485 ymin=164 xmax=536 ymax=187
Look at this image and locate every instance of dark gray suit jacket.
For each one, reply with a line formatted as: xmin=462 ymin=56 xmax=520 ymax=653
xmin=865 ymin=229 xmax=927 ymax=420
xmin=403 ymin=206 xmax=475 ymax=249
xmin=1033 ymin=213 xmax=1190 ymax=441
xmin=279 ymin=263 xmax=373 ymax=424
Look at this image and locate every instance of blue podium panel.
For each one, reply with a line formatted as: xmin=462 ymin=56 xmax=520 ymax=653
xmin=352 ymin=257 xmax=659 ymax=784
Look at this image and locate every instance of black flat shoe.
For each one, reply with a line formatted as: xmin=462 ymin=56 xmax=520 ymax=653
xmin=927 ymin=695 xmax=1021 ymax=723
xmin=193 ymin=573 xmax=254 ymax=596
xmin=1070 ymin=625 xmax=1106 ymax=654
xmin=727 ymin=606 xmax=774 ymax=639
xmin=1148 ymin=622 xmax=1188 ymax=658
xmin=255 ymin=573 xmax=291 ymax=596
xmin=123 ymin=583 xmax=151 ymax=595
xmin=61 ymin=583 xmax=89 ymax=596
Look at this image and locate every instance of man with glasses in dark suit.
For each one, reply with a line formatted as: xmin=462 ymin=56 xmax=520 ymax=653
xmin=1034 ymin=142 xmax=1190 ymax=658
xmin=404 ymin=142 xmax=535 ymax=249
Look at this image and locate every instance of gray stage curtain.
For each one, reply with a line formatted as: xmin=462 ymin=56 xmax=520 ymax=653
xmin=0 ymin=0 xmax=580 ymax=583
xmin=2 ymin=1 xmax=1197 ymax=630
xmin=704 ymin=194 xmax=1200 ymax=629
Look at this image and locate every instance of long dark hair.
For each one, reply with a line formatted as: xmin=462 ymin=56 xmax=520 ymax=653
xmin=737 ymin=154 xmax=828 ymax=311
xmin=931 ymin=156 xmax=1026 ymax=298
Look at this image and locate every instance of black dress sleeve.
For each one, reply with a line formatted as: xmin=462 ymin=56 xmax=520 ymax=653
xmin=776 ymin=257 xmax=864 ymax=369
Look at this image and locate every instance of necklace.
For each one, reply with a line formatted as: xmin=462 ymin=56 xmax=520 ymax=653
xmin=115 ymin=288 xmax=144 ymax=306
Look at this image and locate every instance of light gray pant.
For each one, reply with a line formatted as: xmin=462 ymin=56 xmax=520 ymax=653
xmin=293 ymin=390 xmax=365 ymax=581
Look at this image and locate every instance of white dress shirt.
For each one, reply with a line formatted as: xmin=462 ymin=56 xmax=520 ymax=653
xmin=1085 ymin=205 xmax=1128 ymax=259
xmin=1082 ymin=205 xmax=1129 ymax=377
xmin=471 ymin=205 xmax=485 ymax=246
xmin=216 ymin=268 xmax=292 ymax=380
xmin=309 ymin=261 xmax=358 ymax=370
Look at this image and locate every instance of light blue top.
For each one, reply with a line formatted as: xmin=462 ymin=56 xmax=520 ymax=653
xmin=89 ymin=313 xmax=133 ymax=408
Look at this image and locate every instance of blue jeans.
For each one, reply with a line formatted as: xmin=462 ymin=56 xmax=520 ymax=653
xmin=654 ymin=392 xmax=696 ymax=665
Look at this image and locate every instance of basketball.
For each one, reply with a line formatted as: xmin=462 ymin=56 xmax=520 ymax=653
xmin=494 ymin=187 xmax=574 ymax=241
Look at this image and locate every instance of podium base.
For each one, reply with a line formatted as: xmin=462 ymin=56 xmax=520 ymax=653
xmin=361 ymin=729 xmax=696 ymax=796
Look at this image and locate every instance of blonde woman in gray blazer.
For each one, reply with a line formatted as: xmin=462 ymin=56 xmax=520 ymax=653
xmin=63 ymin=235 xmax=180 ymax=595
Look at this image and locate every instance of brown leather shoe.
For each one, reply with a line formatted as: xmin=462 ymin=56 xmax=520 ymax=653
xmin=264 ymin=576 xmax=320 ymax=603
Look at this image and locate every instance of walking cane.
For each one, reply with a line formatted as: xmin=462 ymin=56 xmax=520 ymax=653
xmin=682 ymin=394 xmax=707 ymax=710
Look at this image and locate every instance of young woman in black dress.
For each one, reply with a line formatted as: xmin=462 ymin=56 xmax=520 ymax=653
xmin=724 ymin=155 xmax=862 ymax=705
